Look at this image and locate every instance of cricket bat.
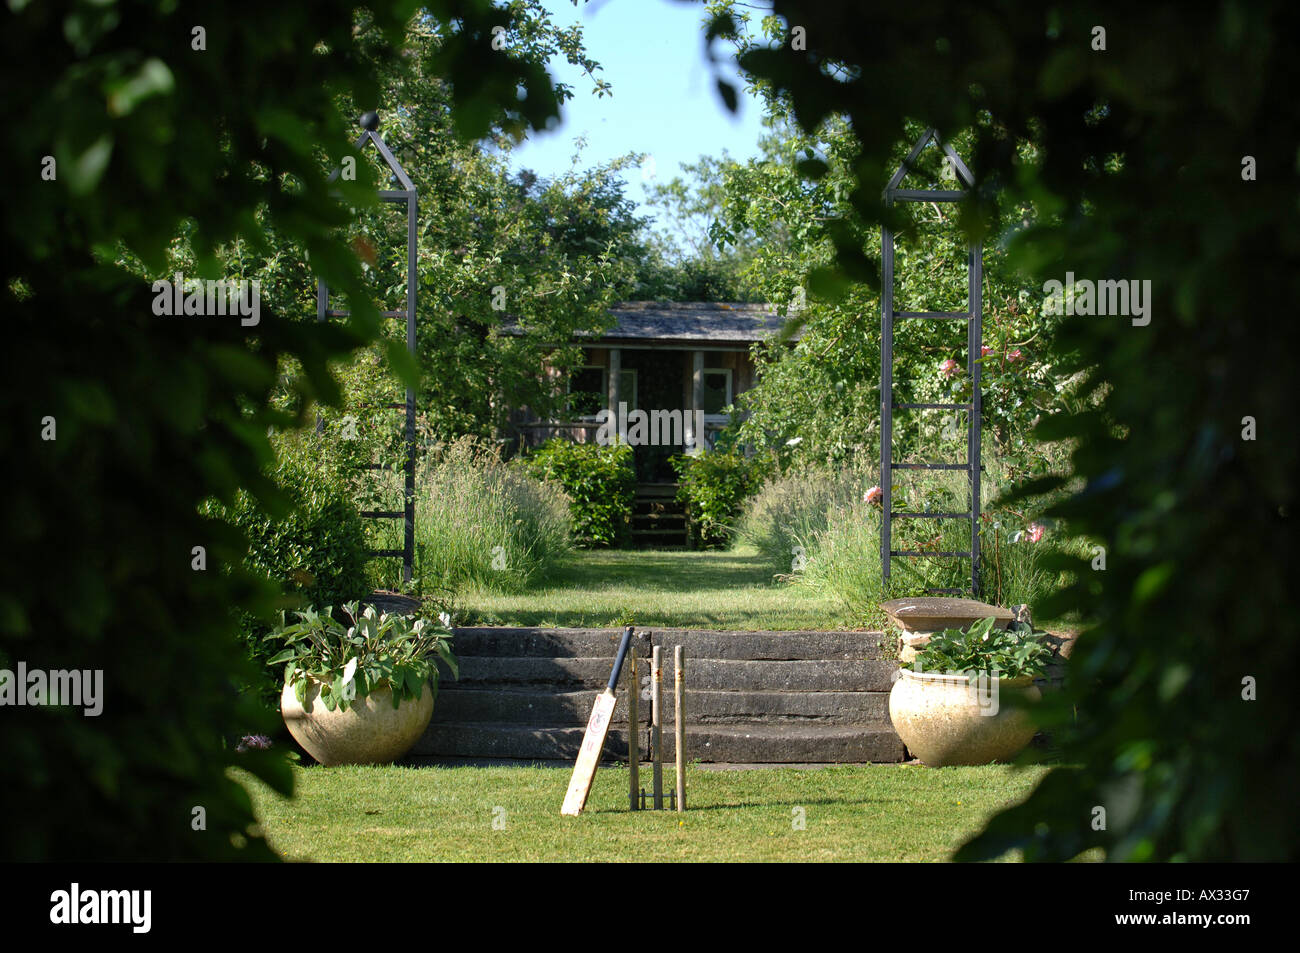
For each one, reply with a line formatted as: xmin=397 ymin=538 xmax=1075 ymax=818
xmin=561 ymin=626 xmax=635 ymax=816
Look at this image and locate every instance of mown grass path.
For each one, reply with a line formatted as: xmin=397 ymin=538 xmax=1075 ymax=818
xmin=460 ymin=546 xmax=857 ymax=630
xmin=243 ymin=762 xmax=1053 ymax=862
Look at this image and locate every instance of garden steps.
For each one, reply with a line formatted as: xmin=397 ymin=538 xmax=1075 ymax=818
xmin=632 ymin=483 xmax=687 ymax=548
xmin=416 ymin=626 xmax=906 ymax=764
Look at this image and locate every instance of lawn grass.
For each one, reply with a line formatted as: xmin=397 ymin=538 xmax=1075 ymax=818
xmin=458 ymin=546 xmax=853 ymax=630
xmin=241 ymin=761 xmax=1051 ymax=862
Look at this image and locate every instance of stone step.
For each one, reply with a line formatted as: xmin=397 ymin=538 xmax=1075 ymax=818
xmin=453 ymin=656 xmax=897 ymax=692
xmin=449 ymin=628 xmax=634 ymax=659
xmin=433 ymin=686 xmax=891 ymax=726
xmin=412 ymin=723 xmax=638 ymax=762
xmin=448 ymin=627 xmax=889 ymax=660
xmin=644 ymin=629 xmax=890 ymax=661
xmin=415 ymin=722 xmax=904 ymax=763
xmin=666 ymin=724 xmax=905 ymax=764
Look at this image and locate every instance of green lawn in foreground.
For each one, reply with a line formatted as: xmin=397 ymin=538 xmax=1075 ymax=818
xmin=241 ymin=762 xmax=1051 ymax=862
xmin=459 ymin=546 xmax=854 ymax=630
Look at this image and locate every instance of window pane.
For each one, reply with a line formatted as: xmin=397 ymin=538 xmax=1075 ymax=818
xmin=702 ymin=370 xmax=729 ymax=414
xmin=619 ymin=369 xmax=637 ymax=409
xmin=569 ymin=367 xmax=604 ymax=418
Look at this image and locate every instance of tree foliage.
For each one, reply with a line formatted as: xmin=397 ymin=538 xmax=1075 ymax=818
xmin=717 ymin=0 xmax=1299 ymax=861
xmin=696 ymin=15 xmax=1073 ymax=477
xmin=1 ymin=0 xmax=573 ymax=861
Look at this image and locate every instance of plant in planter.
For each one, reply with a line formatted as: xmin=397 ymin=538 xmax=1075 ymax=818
xmin=267 ymin=603 xmax=457 ymax=766
xmin=888 ymin=617 xmax=1050 ymax=767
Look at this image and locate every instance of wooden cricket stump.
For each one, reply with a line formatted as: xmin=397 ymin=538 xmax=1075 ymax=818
xmin=636 ymin=643 xmax=686 ymax=812
xmin=651 ymin=645 xmax=663 ymax=809
xmin=627 ymin=643 xmax=639 ymax=810
xmin=674 ymin=645 xmax=686 ymax=812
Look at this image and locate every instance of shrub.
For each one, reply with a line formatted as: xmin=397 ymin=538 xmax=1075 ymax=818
xmin=226 ymin=439 xmax=370 ymax=608
xmin=672 ymin=449 xmax=770 ymax=548
xmin=201 ymin=432 xmax=371 ymax=709
xmin=374 ymin=436 xmax=572 ymax=590
xmin=525 ymin=439 xmax=635 ymax=547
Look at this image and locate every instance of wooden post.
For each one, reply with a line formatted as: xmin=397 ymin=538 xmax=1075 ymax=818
xmin=687 ymin=350 xmax=704 ymax=451
xmin=607 ymin=347 xmax=621 ymax=413
xmin=627 ymin=643 xmax=639 ymax=810
xmin=651 ymin=644 xmax=663 ymax=810
xmin=674 ymin=645 xmax=686 ymax=812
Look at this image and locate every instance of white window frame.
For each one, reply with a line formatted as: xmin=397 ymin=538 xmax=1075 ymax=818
xmin=701 ymin=367 xmax=732 ymax=421
xmin=617 ymin=368 xmax=638 ymax=412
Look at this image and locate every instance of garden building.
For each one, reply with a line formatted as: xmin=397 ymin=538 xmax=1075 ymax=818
xmin=504 ymin=300 xmax=791 ymax=545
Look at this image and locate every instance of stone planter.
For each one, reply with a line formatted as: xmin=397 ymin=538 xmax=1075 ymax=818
xmin=281 ymin=677 xmax=434 ymax=766
xmin=888 ymin=668 xmax=1040 ymax=767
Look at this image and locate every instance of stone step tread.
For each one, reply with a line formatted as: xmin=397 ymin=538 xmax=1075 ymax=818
xmin=433 ymin=686 xmax=891 ymax=726
xmin=412 ymin=723 xmax=637 ymax=761
xmin=448 ymin=627 xmax=890 ymax=660
xmin=449 ymin=656 xmax=897 ymax=692
xmin=667 ymin=724 xmax=905 ymax=763
xmin=416 ymin=722 xmax=905 ymax=763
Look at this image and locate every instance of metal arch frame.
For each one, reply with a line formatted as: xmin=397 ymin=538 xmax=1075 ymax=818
xmin=318 ymin=119 xmax=418 ymax=585
xmin=881 ymin=128 xmax=983 ymax=597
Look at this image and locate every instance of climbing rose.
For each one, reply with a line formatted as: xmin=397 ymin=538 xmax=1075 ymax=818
xmin=864 ymin=485 xmax=883 ymax=505
xmin=940 ymin=358 xmax=960 ymax=378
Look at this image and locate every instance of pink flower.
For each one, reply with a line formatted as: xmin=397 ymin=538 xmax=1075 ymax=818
xmin=1008 ymin=349 xmax=1023 ymax=362
xmin=980 ymin=345 xmax=993 ymax=358
xmin=864 ymin=485 xmax=883 ymax=506
xmin=939 ymin=358 xmax=961 ymax=378
xmin=1026 ymin=523 xmax=1045 ymax=543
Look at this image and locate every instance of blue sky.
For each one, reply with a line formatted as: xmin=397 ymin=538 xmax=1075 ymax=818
xmin=509 ymin=0 xmax=770 ymax=233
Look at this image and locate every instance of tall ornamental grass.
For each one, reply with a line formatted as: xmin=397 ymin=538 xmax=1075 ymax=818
xmin=733 ymin=463 xmax=871 ymax=571
xmin=736 ymin=455 xmax=1086 ymax=624
xmin=375 ymin=437 xmax=572 ymax=592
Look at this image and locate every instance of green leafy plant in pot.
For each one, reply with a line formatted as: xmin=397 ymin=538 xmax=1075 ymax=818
xmin=889 ymin=618 xmax=1051 ymax=767
xmin=268 ymin=603 xmax=458 ymax=765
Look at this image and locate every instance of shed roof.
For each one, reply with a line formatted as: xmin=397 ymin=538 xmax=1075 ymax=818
xmin=499 ymin=301 xmax=800 ymax=346
xmin=589 ymin=302 xmax=792 ymax=343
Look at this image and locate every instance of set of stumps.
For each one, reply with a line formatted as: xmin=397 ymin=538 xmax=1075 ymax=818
xmin=628 ymin=640 xmax=686 ymax=812
xmin=560 ymin=627 xmax=687 ymax=816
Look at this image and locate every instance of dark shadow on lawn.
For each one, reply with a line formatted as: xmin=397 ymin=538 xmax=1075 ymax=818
xmin=587 ymin=796 xmax=916 ymax=814
xmin=553 ymin=550 xmax=781 ymax=593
